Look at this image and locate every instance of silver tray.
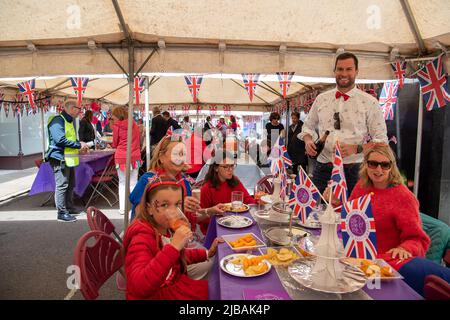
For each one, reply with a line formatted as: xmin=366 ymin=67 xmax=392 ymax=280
xmin=264 ymin=226 xmax=310 ymax=246
xmin=297 ymin=234 xmax=344 ymax=259
xmin=296 ymin=211 xmax=322 ymax=229
xmin=288 ymin=259 xmax=367 ymax=294
xmin=217 ymin=215 xmax=254 ymax=229
xmin=220 ymin=253 xmax=272 ymax=278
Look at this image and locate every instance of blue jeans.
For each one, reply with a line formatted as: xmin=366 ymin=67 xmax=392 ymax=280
xmin=312 ymin=161 xmax=360 ymax=195
xmin=399 ymin=257 xmax=450 ymax=296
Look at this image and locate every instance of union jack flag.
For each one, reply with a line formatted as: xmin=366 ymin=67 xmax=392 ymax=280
xmin=13 ymin=93 xmax=24 ymax=118
xmin=209 ymin=104 xmax=217 ymax=116
xmin=4 ymin=103 xmax=10 ymax=118
xmin=288 ymin=167 xmax=320 ymax=223
xmin=379 ymin=80 xmax=399 ymax=120
xmin=133 ymin=76 xmax=146 ymax=105
xmin=168 ymin=105 xmax=176 ymax=117
xmin=182 ymin=105 xmax=191 ymax=116
xmin=17 ymin=79 xmax=36 ymax=109
xmin=0 ymin=92 xmax=4 ymax=113
xmin=417 ymin=54 xmax=450 ymax=111
xmin=269 ymin=137 xmax=292 ymax=176
xmin=331 ymin=141 xmax=348 ymax=204
xmin=242 ymin=73 xmax=260 ymax=102
xmin=276 ymin=72 xmax=295 ymax=98
xmin=70 ymin=77 xmax=89 ymax=107
xmin=223 ymin=105 xmax=231 ymax=116
xmin=341 ymin=193 xmax=378 ymax=260
xmin=391 ymin=60 xmax=407 ymax=89
xmin=184 ymin=75 xmax=203 ymax=103
xmin=183 ymin=174 xmax=197 ymax=186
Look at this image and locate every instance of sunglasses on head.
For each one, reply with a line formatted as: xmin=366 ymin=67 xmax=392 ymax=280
xmin=367 ymin=160 xmax=392 ymax=170
xmin=333 ymin=112 xmax=341 ymax=130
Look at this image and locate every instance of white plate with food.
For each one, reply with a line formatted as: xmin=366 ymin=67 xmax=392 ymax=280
xmin=260 ymin=195 xmax=273 ymax=205
xmin=222 ymin=233 xmax=266 ymax=252
xmin=220 ymin=253 xmax=272 ymax=278
xmin=217 ymin=215 xmax=254 ymax=229
xmin=258 ymin=246 xmax=302 ymax=267
xmin=221 ymin=203 xmax=250 ymax=213
xmin=340 ymin=257 xmax=403 ymax=281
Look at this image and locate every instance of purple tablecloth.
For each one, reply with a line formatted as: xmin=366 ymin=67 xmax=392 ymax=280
xmin=207 ymin=211 xmax=423 ymax=300
xmin=29 ymin=150 xmax=115 ymax=197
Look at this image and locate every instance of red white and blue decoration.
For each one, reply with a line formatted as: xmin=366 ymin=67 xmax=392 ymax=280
xmin=70 ymin=77 xmax=89 ymax=107
xmin=341 ymin=193 xmax=378 ymax=260
xmin=223 ymin=105 xmax=231 ymax=116
xmin=182 ymin=104 xmax=191 ymax=116
xmin=416 ymin=54 xmax=450 ymax=111
xmin=331 ymin=141 xmax=348 ymax=204
xmin=209 ymin=104 xmax=217 ymax=116
xmin=276 ymin=72 xmax=295 ymax=98
xmin=288 ymin=167 xmax=320 ymax=223
xmin=133 ymin=76 xmax=146 ymax=105
xmin=391 ymin=60 xmax=407 ymax=89
xmin=242 ymin=73 xmax=260 ymax=102
xmin=184 ymin=75 xmax=203 ymax=103
xmin=379 ymin=80 xmax=399 ymax=120
xmin=17 ymin=79 xmax=36 ymax=109
xmin=269 ymin=137 xmax=292 ymax=176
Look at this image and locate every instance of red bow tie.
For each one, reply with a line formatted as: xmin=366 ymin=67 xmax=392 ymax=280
xmin=335 ymin=91 xmax=350 ymax=101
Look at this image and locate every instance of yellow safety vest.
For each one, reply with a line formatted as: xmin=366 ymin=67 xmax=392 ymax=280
xmin=48 ymin=114 xmax=79 ymax=167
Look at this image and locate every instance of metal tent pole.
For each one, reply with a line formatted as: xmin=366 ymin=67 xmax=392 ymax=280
xmin=124 ymin=44 xmax=134 ymax=228
xmin=144 ymin=76 xmax=150 ymax=171
xmin=395 ymin=99 xmax=402 ymax=167
xmin=413 ymin=90 xmax=423 ymax=197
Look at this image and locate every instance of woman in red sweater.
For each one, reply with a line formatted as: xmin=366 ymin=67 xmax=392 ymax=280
xmin=123 ymin=178 xmax=221 ymax=300
xmin=326 ymin=143 xmax=450 ymax=295
xmin=111 ymin=106 xmax=141 ymax=216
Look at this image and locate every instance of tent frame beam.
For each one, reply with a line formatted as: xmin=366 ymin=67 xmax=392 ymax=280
xmin=105 ymin=47 xmax=129 ymax=77
xmin=399 ymin=0 xmax=427 ymax=55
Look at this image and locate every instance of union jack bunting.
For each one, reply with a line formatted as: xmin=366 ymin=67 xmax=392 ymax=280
xmin=288 ymin=167 xmax=320 ymax=223
xmin=241 ymin=73 xmax=260 ymax=102
xmin=269 ymin=137 xmax=292 ymax=176
xmin=0 ymin=92 xmax=4 ymax=113
xmin=341 ymin=193 xmax=378 ymax=260
xmin=17 ymin=79 xmax=36 ymax=109
xmin=391 ymin=60 xmax=407 ymax=89
xmin=182 ymin=105 xmax=190 ymax=116
xmin=331 ymin=141 xmax=348 ymax=204
xmin=133 ymin=76 xmax=146 ymax=105
xmin=223 ymin=105 xmax=231 ymax=116
xmin=209 ymin=105 xmax=217 ymax=116
xmin=276 ymin=72 xmax=295 ymax=98
xmin=416 ymin=54 xmax=450 ymax=111
xmin=4 ymin=103 xmax=10 ymax=118
xmin=168 ymin=105 xmax=176 ymax=117
xmin=70 ymin=77 xmax=89 ymax=107
xmin=184 ymin=75 xmax=203 ymax=103
xmin=379 ymin=80 xmax=399 ymax=120
xmin=13 ymin=93 xmax=24 ymax=117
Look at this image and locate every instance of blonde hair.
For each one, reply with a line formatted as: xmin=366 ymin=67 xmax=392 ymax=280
xmin=112 ymin=106 xmax=128 ymax=121
xmin=359 ymin=144 xmax=404 ymax=188
xmin=149 ymin=137 xmax=182 ymax=171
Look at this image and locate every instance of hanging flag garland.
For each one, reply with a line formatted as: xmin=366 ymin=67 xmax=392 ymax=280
xmin=0 ymin=92 xmax=4 ymax=114
xmin=276 ymin=72 xmax=295 ymax=98
xmin=416 ymin=54 xmax=450 ymax=111
xmin=391 ymin=60 xmax=407 ymax=89
xmin=70 ymin=77 xmax=89 ymax=107
xmin=209 ymin=104 xmax=217 ymax=116
xmin=17 ymin=79 xmax=36 ymax=109
xmin=379 ymin=80 xmax=399 ymax=120
xmin=184 ymin=75 xmax=203 ymax=103
xmin=182 ymin=105 xmax=190 ymax=116
xmin=134 ymin=76 xmax=146 ymax=105
xmin=223 ymin=105 xmax=231 ymax=116
xmin=241 ymin=73 xmax=260 ymax=102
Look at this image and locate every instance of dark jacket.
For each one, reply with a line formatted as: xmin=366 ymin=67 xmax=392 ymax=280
xmin=166 ymin=117 xmax=181 ymax=130
xmin=150 ymin=114 xmax=167 ymax=146
xmin=287 ymin=121 xmax=307 ymax=165
xmin=46 ymin=111 xmax=81 ymax=161
xmin=78 ymin=118 xmax=95 ymax=144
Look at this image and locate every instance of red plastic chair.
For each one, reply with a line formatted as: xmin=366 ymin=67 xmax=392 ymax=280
xmin=74 ymin=230 xmax=124 ymax=300
xmin=423 ymin=275 xmax=450 ymax=300
xmin=256 ymin=174 xmax=274 ymax=194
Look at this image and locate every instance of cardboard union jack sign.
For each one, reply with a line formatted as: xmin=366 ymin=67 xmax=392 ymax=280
xmin=288 ymin=168 xmax=320 ymax=223
xmin=341 ymin=193 xmax=378 ymax=260
xmin=417 ymin=54 xmax=450 ymax=111
xmin=379 ymin=80 xmax=399 ymax=120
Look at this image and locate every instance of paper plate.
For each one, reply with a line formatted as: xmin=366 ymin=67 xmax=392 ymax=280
xmin=221 ymin=203 xmax=250 ymax=213
xmin=220 ymin=253 xmax=272 ymax=278
xmin=217 ymin=215 xmax=254 ymax=229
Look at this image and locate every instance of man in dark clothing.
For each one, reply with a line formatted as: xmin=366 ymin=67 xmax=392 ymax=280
xmin=46 ymin=102 xmax=89 ymax=222
xmin=162 ymin=111 xmax=181 ymax=130
xmin=287 ymin=111 xmax=307 ymax=176
xmin=150 ymin=106 xmax=167 ymax=153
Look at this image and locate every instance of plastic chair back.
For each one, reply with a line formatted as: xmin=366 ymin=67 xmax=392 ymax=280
xmin=87 ymin=206 xmax=122 ymax=244
xmin=74 ymin=231 xmax=123 ymax=300
xmin=424 ymin=275 xmax=450 ymax=300
xmin=256 ymin=174 xmax=274 ymax=194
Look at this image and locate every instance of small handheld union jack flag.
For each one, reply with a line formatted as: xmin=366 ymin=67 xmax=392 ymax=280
xmin=70 ymin=77 xmax=89 ymax=107
xmin=276 ymin=72 xmax=295 ymax=98
xmin=269 ymin=137 xmax=292 ymax=176
xmin=183 ymin=174 xmax=197 ymax=186
xmin=17 ymin=79 xmax=36 ymax=109
xmin=134 ymin=76 xmax=146 ymax=105
xmin=288 ymin=167 xmax=320 ymax=223
xmin=184 ymin=75 xmax=203 ymax=103
xmin=331 ymin=141 xmax=348 ymax=204
xmin=417 ymin=54 xmax=450 ymax=111
xmin=242 ymin=73 xmax=260 ymax=102
xmin=379 ymin=80 xmax=399 ymax=120
xmin=391 ymin=60 xmax=407 ymax=89
xmin=341 ymin=193 xmax=378 ymax=260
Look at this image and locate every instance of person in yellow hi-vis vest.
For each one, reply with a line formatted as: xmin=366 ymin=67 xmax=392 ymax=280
xmin=45 ymin=101 xmax=89 ymax=222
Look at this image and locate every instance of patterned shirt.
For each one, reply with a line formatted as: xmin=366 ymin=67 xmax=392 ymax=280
xmin=298 ymin=86 xmax=387 ymax=164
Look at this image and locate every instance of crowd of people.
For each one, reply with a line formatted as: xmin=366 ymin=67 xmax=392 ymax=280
xmin=43 ymin=51 xmax=449 ymax=300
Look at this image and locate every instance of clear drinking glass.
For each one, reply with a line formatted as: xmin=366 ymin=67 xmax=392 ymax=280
xmin=165 ymin=206 xmax=196 ymax=248
xmin=231 ymin=191 xmax=244 ymax=213
xmin=191 ymin=188 xmax=201 ymax=217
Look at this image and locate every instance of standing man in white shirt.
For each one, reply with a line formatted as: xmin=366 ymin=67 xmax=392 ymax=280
xmin=299 ymin=52 xmax=388 ymax=194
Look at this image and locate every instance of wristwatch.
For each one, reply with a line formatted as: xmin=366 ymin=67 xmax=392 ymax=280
xmin=356 ymin=144 xmax=363 ymax=154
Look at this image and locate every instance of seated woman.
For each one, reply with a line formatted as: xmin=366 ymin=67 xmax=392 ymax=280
xmin=325 ymin=143 xmax=450 ymax=296
xmin=199 ymin=149 xmax=256 ymax=233
xmin=123 ymin=177 xmax=221 ymax=300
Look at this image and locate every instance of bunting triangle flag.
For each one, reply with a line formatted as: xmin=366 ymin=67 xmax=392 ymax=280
xmin=17 ymin=79 xmax=36 ymax=109
xmin=276 ymin=72 xmax=295 ymax=98
xmin=379 ymin=80 xmax=399 ymax=120
xmin=133 ymin=76 xmax=146 ymax=105
xmin=390 ymin=60 xmax=407 ymax=89
xmin=4 ymin=103 xmax=10 ymax=118
xmin=184 ymin=75 xmax=203 ymax=103
xmin=241 ymin=73 xmax=260 ymax=102
xmin=70 ymin=77 xmax=89 ymax=107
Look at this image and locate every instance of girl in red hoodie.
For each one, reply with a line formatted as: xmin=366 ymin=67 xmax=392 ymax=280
xmin=111 ymin=106 xmax=142 ymax=216
xmin=123 ymin=177 xmax=221 ymax=300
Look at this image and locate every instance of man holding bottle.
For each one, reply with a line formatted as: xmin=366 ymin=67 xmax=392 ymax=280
xmin=298 ymin=52 xmax=387 ymax=194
